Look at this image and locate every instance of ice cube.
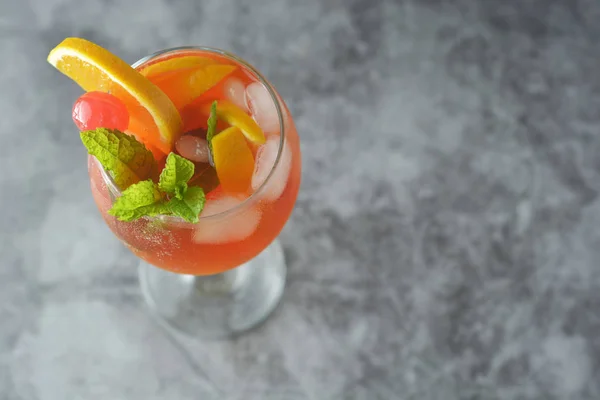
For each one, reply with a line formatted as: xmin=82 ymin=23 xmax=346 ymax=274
xmin=175 ymin=135 xmax=210 ymax=163
xmin=251 ymin=135 xmax=292 ymax=201
xmin=224 ymin=77 xmax=248 ymax=112
xmin=193 ymin=195 xmax=262 ymax=244
xmin=246 ymin=82 xmax=279 ymax=134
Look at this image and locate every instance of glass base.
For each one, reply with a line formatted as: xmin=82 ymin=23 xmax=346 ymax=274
xmin=139 ymin=240 xmax=286 ymax=339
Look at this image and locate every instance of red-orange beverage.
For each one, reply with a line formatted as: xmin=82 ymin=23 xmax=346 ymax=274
xmin=88 ymin=48 xmax=301 ymax=275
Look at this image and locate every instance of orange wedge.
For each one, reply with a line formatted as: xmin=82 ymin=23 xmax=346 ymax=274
xmin=147 ymin=64 xmax=237 ymax=109
xmin=47 ymin=37 xmax=183 ymax=155
xmin=138 ymin=55 xmax=216 ymax=78
xmin=180 ymin=100 xmax=267 ymax=144
xmin=211 ymin=126 xmax=255 ymax=193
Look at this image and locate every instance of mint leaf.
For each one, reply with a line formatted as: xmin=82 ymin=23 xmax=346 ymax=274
xmin=205 ymin=101 xmax=218 ymax=166
xmin=81 ymin=128 xmax=156 ymax=189
xmin=166 ymin=186 xmax=206 ymax=223
xmin=158 ymin=153 xmax=194 ymax=199
xmin=108 ymin=180 xmax=166 ymax=221
xmin=103 ymin=150 xmax=208 ymax=222
xmin=206 ymin=101 xmax=218 ymax=142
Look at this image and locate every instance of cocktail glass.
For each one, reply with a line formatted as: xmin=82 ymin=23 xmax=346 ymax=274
xmin=87 ymin=47 xmax=301 ymax=338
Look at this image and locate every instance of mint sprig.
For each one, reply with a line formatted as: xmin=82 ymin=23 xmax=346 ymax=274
xmin=81 ymin=128 xmax=156 ymax=189
xmin=205 ymin=100 xmax=218 ymax=166
xmin=108 ymin=153 xmax=205 ymax=223
xmin=81 ymin=128 xmax=206 ymax=223
xmin=107 ymin=153 xmax=206 ymax=223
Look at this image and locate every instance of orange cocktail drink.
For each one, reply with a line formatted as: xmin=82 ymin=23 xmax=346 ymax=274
xmin=48 ymin=38 xmax=301 ymax=336
xmin=88 ymin=48 xmax=301 ymax=275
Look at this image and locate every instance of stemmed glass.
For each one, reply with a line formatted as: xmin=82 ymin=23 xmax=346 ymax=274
xmin=87 ymin=47 xmax=301 ymax=338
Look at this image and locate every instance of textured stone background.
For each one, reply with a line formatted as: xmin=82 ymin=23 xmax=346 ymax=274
xmin=1 ymin=0 xmax=600 ymax=399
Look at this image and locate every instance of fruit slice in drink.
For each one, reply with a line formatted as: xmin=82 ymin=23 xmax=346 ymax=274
xmin=48 ymin=37 xmax=183 ymax=155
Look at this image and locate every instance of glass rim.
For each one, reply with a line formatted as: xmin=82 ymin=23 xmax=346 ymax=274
xmin=97 ymin=45 xmax=287 ymax=224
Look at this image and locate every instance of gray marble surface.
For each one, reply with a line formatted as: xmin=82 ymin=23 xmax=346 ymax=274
xmin=1 ymin=0 xmax=600 ymax=399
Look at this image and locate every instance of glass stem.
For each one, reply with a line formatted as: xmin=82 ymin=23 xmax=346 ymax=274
xmin=192 ymin=266 xmax=248 ymax=294
xmin=139 ymin=239 xmax=286 ymax=338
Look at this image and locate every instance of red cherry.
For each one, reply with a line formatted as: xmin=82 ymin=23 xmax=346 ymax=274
xmin=72 ymin=91 xmax=129 ymax=131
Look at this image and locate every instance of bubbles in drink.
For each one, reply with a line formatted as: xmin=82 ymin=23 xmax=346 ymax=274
xmin=175 ymin=135 xmax=210 ymax=163
xmin=246 ymin=82 xmax=279 ymax=134
xmin=224 ymin=77 xmax=248 ymax=112
xmin=251 ymin=135 xmax=291 ymax=201
xmin=193 ymin=195 xmax=261 ymax=244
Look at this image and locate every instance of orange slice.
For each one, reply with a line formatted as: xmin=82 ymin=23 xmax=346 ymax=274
xmin=147 ymin=64 xmax=237 ymax=109
xmin=47 ymin=37 xmax=183 ymax=154
xmin=211 ymin=126 xmax=255 ymax=193
xmin=138 ymin=55 xmax=215 ymax=78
